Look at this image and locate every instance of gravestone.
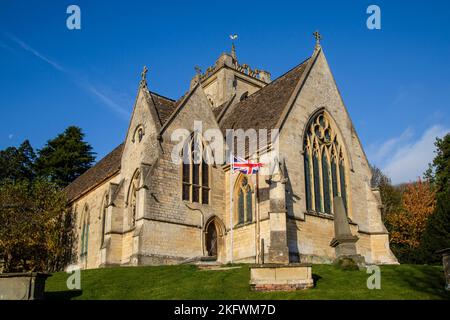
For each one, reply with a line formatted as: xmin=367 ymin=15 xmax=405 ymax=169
xmin=437 ymin=248 xmax=450 ymax=291
xmin=0 ymin=273 xmax=51 ymax=300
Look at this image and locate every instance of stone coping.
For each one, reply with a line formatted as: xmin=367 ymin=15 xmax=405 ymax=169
xmin=0 ymin=272 xmax=52 ymax=278
xmin=249 ymin=263 xmax=312 ymax=268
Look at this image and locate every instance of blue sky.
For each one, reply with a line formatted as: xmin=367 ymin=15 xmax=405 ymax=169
xmin=0 ymin=1 xmax=449 ymax=184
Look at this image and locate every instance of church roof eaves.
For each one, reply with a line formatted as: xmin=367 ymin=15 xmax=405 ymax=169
xmin=65 ymin=142 xmax=125 ymax=203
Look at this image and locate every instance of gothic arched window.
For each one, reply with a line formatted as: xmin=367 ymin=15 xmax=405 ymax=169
xmin=126 ymin=171 xmax=140 ymax=228
xmin=80 ymin=205 xmax=90 ymax=259
xmin=130 ymin=185 xmax=137 ymax=227
xmin=182 ymin=133 xmax=210 ymax=204
xmin=235 ymin=176 xmax=253 ymax=225
xmin=100 ymin=194 xmax=108 ymax=248
xmin=304 ymin=111 xmax=348 ymax=214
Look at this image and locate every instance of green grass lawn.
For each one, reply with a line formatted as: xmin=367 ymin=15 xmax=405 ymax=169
xmin=45 ymin=264 xmax=449 ymax=300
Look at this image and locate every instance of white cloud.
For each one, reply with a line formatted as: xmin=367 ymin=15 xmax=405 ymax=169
xmin=368 ymin=127 xmax=413 ymax=164
xmin=6 ymin=32 xmax=65 ymax=72
xmin=379 ymin=125 xmax=449 ymax=184
xmin=82 ymin=83 xmax=130 ymax=119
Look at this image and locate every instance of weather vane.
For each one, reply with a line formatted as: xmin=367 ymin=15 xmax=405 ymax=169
xmin=230 ymin=34 xmax=238 ymax=59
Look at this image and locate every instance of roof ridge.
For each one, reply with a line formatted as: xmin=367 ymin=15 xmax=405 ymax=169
xmin=145 ymin=89 xmax=164 ymax=125
xmin=232 ymin=58 xmax=310 ymax=105
xmin=149 ymin=91 xmax=175 ymax=102
xmin=268 ymin=57 xmax=311 ymax=85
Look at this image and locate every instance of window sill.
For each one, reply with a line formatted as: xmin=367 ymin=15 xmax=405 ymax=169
xmin=234 ymin=221 xmax=255 ymax=229
xmin=183 ymin=201 xmax=209 ymax=209
xmin=304 ymin=210 xmax=356 ymax=225
xmin=305 ymin=210 xmax=334 ymax=220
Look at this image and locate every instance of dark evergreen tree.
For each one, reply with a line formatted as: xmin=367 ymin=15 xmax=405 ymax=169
xmin=0 ymin=140 xmax=36 ymax=182
xmin=420 ymin=134 xmax=450 ymax=263
xmin=419 ymin=189 xmax=450 ymax=263
xmin=36 ymin=126 xmax=95 ymax=187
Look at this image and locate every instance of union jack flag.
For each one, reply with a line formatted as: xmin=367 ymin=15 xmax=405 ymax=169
xmin=231 ymin=156 xmax=263 ymax=175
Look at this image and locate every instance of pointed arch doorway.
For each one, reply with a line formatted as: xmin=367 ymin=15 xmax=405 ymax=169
xmin=204 ymin=216 xmax=225 ymax=260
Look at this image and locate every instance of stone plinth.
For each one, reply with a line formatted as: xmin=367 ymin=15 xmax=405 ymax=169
xmin=249 ymin=264 xmax=314 ymax=291
xmin=268 ymin=212 xmax=290 ymax=264
xmin=0 ymin=273 xmax=51 ymax=300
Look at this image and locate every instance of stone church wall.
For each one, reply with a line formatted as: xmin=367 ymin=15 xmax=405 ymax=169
xmin=72 ymin=174 xmax=121 ymax=269
xmin=278 ymin=50 xmax=396 ymax=265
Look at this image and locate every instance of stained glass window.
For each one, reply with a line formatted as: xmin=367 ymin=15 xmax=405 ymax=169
xmin=331 ymin=157 xmax=338 ymax=199
xmin=80 ymin=207 xmax=89 ymax=258
xmin=245 ymin=189 xmax=253 ymax=222
xmin=304 ymin=151 xmax=312 ymax=211
xmin=181 ymin=133 xmax=210 ymax=204
xmin=303 ymin=111 xmax=348 ymax=215
xmin=236 ymin=176 xmax=253 ymax=225
xmin=238 ymin=188 xmax=245 ymax=224
xmin=81 ymin=223 xmax=85 ymax=256
xmin=322 ymin=152 xmax=331 ymax=214
xmin=101 ymin=196 xmax=107 ymax=248
xmin=313 ymin=153 xmax=322 ymax=212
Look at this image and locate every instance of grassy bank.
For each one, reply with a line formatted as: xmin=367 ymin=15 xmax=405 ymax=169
xmin=45 ymin=264 xmax=449 ymax=300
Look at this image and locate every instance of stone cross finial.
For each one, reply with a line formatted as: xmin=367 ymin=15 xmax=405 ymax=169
xmin=193 ymin=66 xmax=202 ymax=84
xmin=140 ymin=65 xmax=148 ymax=88
xmin=313 ymin=30 xmax=322 ymax=44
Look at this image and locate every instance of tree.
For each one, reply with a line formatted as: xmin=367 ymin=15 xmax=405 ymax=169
xmin=370 ymin=165 xmax=438 ymax=263
xmin=420 ymin=134 xmax=450 ymax=263
xmin=423 ymin=134 xmax=450 ymax=192
xmin=36 ymin=126 xmax=95 ymax=187
xmin=419 ymin=189 xmax=450 ymax=263
xmin=0 ymin=140 xmax=36 ymax=182
xmin=0 ymin=179 xmax=76 ymax=272
xmin=370 ymin=165 xmax=403 ymax=221
xmin=385 ymin=179 xmax=435 ymax=262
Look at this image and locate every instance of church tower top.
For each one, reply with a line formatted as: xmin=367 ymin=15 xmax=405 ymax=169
xmin=189 ymin=37 xmax=271 ymax=109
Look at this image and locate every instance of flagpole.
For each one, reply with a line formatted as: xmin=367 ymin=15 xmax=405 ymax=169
xmin=255 ymin=155 xmax=261 ymax=264
xmin=229 ymin=152 xmax=234 ymax=264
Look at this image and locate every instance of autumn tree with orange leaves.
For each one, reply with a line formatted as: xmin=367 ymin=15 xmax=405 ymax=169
xmin=385 ymin=179 xmax=436 ymax=261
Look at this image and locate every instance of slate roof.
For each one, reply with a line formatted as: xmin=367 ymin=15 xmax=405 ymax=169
xmin=65 ymin=143 xmax=124 ymax=202
xmin=66 ymin=91 xmax=177 ymax=202
xmin=219 ymin=58 xmax=310 ymax=131
xmin=147 ymin=92 xmax=177 ymax=125
xmin=66 ymin=57 xmax=311 ymax=202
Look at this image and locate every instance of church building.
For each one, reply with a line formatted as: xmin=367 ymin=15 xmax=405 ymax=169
xmin=65 ymin=36 xmax=398 ymax=269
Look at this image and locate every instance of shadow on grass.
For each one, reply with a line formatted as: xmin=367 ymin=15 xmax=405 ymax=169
xmin=391 ymin=266 xmax=449 ymax=299
xmin=312 ymin=274 xmax=322 ymax=287
xmin=45 ymin=290 xmax=83 ymax=300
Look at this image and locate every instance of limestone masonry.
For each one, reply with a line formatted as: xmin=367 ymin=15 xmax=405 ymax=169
xmin=65 ymin=40 xmax=398 ymax=269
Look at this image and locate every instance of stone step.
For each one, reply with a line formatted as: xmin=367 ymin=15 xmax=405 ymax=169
xmin=179 ymin=255 xmax=218 ymax=265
